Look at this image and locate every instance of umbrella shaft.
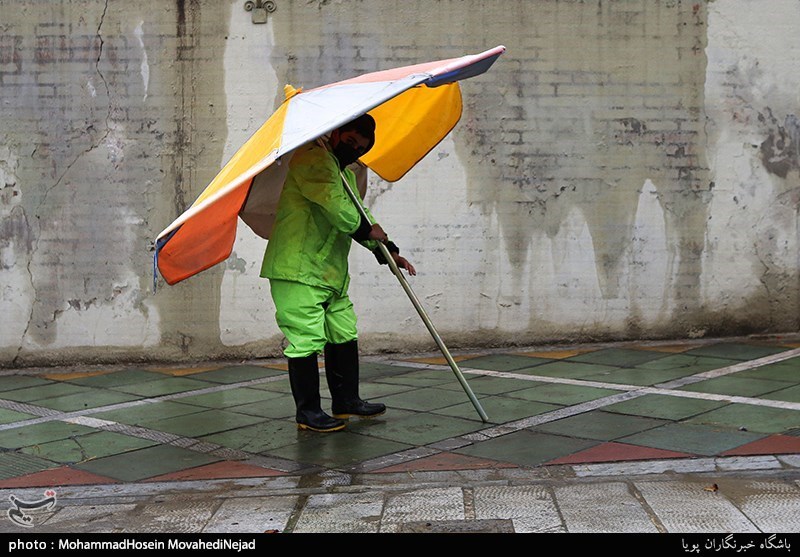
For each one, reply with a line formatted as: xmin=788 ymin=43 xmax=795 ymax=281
xmin=338 ymin=169 xmax=488 ymax=423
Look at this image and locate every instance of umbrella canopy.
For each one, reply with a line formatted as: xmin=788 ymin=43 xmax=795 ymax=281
xmin=154 ymin=46 xmax=506 ymax=286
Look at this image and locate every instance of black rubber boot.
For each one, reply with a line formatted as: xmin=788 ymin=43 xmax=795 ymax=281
xmin=288 ymin=353 xmax=345 ymax=432
xmin=324 ymin=340 xmax=386 ymax=419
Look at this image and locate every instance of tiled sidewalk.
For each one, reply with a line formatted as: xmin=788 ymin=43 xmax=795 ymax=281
xmin=1 ymin=338 xmax=800 ymax=489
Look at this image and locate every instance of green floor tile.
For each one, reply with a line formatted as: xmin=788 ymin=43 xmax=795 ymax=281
xmin=111 ymin=376 xmax=215 ymax=397
xmin=358 ymin=363 xmax=420 ymax=379
xmin=352 ymin=412 xmax=484 ymax=445
xmin=30 ymin=389 xmax=142 ymax=412
xmin=0 ymin=421 xmax=97 ymax=449
xmin=618 ymin=423 xmax=766 ymax=456
xmin=531 ymin=410 xmax=668 ymax=441
xmin=189 ymin=365 xmax=284 ymax=384
xmin=377 ymin=387 xmax=476 ymax=412
xmin=177 ymin=387 xmax=279 ymax=409
xmin=458 ymin=354 xmax=553 ymax=372
xmin=583 ymin=367 xmax=705 ymax=386
xmin=0 ymin=382 xmax=92 ymax=403
xmin=438 ymin=375 xmax=543 ymax=395
xmin=201 ymin=419 xmax=301 ymax=453
xmin=139 ymin=408 xmax=267 ymax=437
xmin=0 ymin=407 xmax=38 ymax=424
xmin=375 ymin=370 xmax=458 ymax=388
xmin=0 ymin=452 xmax=58 ymax=480
xmin=736 ymin=360 xmax=800 ymax=382
xmin=760 ymin=385 xmax=800 ymax=403
xmin=514 ymin=360 xmax=621 ymax=379
xmin=566 ymin=348 xmax=667 ymax=367
xmin=92 ymin=400 xmax=207 ymax=426
xmin=455 ymin=430 xmax=598 ymax=467
xmin=72 ymin=444 xmax=221 ymax=482
xmin=685 ymin=403 xmax=800 ymax=434
xmin=65 ymin=369 xmax=166 ymax=388
xmin=683 ymin=343 xmax=790 ymax=361
xmin=506 ymin=383 xmax=620 ymax=405
xmin=633 ymin=354 xmax=741 ymax=373
xmin=266 ymin=431 xmax=412 ymax=468
xmin=433 ymin=396 xmax=561 ymax=424
xmin=338 ymin=408 xmax=416 ymax=433
xmin=19 ymin=431 xmax=157 ymax=464
xmin=228 ymin=395 xmax=296 ymax=420
xmin=357 ymin=381 xmax=415 ymax=400
xmin=0 ymin=376 xmax=54 ymax=392
xmin=249 ymin=378 xmax=293 ymax=395
xmin=604 ymin=394 xmax=727 ymax=420
xmin=679 ymin=376 xmax=795 ymax=397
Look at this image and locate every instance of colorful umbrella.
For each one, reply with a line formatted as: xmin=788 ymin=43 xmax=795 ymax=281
xmin=153 ymin=45 xmax=506 ymax=421
xmin=154 ymin=45 xmax=505 ymax=284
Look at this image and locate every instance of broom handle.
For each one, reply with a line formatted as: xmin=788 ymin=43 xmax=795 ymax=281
xmin=337 ymin=166 xmax=489 ymax=423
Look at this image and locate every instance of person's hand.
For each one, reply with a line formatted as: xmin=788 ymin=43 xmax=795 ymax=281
xmin=368 ymin=223 xmax=388 ymax=243
xmin=392 ymin=252 xmax=416 ymax=276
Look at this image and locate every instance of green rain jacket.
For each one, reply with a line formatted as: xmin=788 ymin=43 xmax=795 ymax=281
xmin=260 ymin=141 xmax=380 ymax=295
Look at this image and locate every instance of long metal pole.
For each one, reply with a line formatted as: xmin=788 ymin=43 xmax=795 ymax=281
xmin=337 ymin=166 xmax=489 ymax=423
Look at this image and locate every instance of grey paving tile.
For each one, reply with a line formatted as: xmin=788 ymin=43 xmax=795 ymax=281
xmin=635 ymin=480 xmax=760 ymax=532
xmin=555 ymin=481 xmax=659 ymax=532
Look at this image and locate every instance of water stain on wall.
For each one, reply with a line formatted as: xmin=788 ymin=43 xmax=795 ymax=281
xmin=4 ymin=0 xmax=231 ymax=363
xmin=454 ymin=0 xmax=713 ymax=338
xmin=147 ymin=0 xmax=231 ymax=360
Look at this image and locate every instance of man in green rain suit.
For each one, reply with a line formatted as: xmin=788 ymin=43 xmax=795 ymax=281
xmin=261 ymin=114 xmax=416 ymax=432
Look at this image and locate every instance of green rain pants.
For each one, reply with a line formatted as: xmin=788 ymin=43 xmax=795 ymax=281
xmin=270 ymin=279 xmax=358 ymax=358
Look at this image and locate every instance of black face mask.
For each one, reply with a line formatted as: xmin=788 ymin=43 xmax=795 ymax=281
xmin=332 ymin=142 xmax=360 ymax=168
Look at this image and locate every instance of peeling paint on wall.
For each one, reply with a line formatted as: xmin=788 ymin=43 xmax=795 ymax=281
xmin=133 ymin=20 xmax=150 ymax=102
xmin=704 ymin=0 xmax=800 ymax=335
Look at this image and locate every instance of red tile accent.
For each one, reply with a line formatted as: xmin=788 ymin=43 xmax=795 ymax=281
xmin=0 ymin=466 xmax=118 ymax=489
xmin=721 ymin=434 xmax=800 ymax=456
xmin=142 ymin=461 xmax=288 ymax=482
xmin=372 ymin=452 xmax=518 ymax=473
xmin=545 ymin=442 xmax=693 ymax=465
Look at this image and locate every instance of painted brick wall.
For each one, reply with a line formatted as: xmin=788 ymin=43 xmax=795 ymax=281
xmin=1 ymin=0 xmax=798 ymax=367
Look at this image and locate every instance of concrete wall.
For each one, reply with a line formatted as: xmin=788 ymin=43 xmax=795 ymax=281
xmin=1 ymin=0 xmax=798 ymax=367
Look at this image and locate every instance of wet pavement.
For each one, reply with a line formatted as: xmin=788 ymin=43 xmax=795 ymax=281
xmin=1 ymin=336 xmax=799 ymax=537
